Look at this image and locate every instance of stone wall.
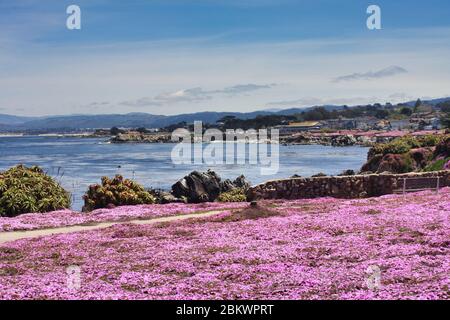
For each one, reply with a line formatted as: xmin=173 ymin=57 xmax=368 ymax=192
xmin=246 ymin=171 xmax=450 ymax=201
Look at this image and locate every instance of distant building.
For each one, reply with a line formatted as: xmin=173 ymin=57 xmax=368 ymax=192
xmin=411 ymin=116 xmax=442 ymax=130
xmin=275 ymin=121 xmax=323 ymax=134
xmin=431 ymin=118 xmax=442 ymax=130
xmin=323 ymin=118 xmax=356 ymax=130
xmin=389 ymin=120 xmax=410 ymax=130
xmin=354 ymin=117 xmax=379 ymax=130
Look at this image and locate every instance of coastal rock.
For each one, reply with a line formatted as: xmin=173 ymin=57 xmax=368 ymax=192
xmin=376 ymin=154 xmax=407 ymax=173
xmin=149 ymin=189 xmax=186 ymax=204
xmin=338 ymin=169 xmax=355 ymax=176
xmin=434 ymin=136 xmax=450 ymax=159
xmin=331 ymin=135 xmax=357 ymax=147
xmin=220 ymin=179 xmax=236 ymax=193
xmin=171 ymin=170 xmax=222 ymax=203
xmin=409 ymin=148 xmax=433 ymax=170
xmin=171 ymin=170 xmax=251 ymax=203
xmin=232 ymin=175 xmax=250 ymax=190
xmin=110 ymin=132 xmax=172 ymax=143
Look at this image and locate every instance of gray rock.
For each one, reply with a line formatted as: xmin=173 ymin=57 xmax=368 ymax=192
xmin=171 ymin=170 xmax=222 ymax=203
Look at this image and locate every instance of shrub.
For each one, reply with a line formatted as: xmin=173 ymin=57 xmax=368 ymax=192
xmin=217 ymin=188 xmax=247 ymax=202
xmin=0 ymin=165 xmax=71 ymax=217
xmin=418 ymin=135 xmax=443 ymax=147
xmin=377 ymin=154 xmax=412 ymax=174
xmin=368 ymin=135 xmax=440 ymax=158
xmin=382 ymin=140 xmax=411 ymax=155
xmin=82 ymin=175 xmax=155 ymax=212
xmin=423 ymin=157 xmax=450 ymax=172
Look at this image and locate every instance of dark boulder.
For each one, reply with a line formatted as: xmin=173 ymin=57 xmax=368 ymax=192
xmin=232 ymin=175 xmax=250 ymax=190
xmin=149 ymin=189 xmax=186 ymax=204
xmin=311 ymin=172 xmax=327 ymax=177
xmin=171 ymin=170 xmax=222 ymax=203
xmin=360 ymin=154 xmax=383 ymax=173
xmin=171 ymin=170 xmax=251 ymax=203
xmin=338 ymin=169 xmax=355 ymax=176
xmin=220 ymin=179 xmax=236 ymax=193
xmin=331 ymin=135 xmax=357 ymax=147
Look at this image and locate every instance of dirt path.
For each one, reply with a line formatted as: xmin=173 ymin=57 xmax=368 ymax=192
xmin=0 ymin=210 xmax=225 ymax=245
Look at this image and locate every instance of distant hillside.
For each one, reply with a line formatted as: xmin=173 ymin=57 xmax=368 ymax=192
xmin=405 ymin=97 xmax=450 ymax=107
xmin=0 ymin=98 xmax=448 ymax=133
xmin=0 ymin=111 xmax=276 ymax=133
xmin=0 ymin=114 xmax=39 ymax=125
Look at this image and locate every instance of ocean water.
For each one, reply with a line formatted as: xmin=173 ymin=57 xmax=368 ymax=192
xmin=0 ymin=136 xmax=369 ymax=211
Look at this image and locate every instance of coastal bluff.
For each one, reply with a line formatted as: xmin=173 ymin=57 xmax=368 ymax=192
xmin=247 ymin=171 xmax=450 ymax=200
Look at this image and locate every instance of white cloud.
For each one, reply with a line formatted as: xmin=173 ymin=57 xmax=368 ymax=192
xmin=120 ymin=84 xmax=276 ymax=107
xmin=332 ymin=66 xmax=408 ymax=83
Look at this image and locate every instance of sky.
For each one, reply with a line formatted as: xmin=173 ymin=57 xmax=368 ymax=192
xmin=1 ymin=0 xmax=450 ymax=116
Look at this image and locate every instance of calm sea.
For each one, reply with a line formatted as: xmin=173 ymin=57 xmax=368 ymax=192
xmin=0 ymin=136 xmax=369 ymax=211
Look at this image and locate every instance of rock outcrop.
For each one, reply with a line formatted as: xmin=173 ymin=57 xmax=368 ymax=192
xmin=331 ymin=135 xmax=357 ymax=147
xmin=171 ymin=170 xmax=250 ymax=203
xmin=361 ymin=134 xmax=450 ymax=174
xmin=111 ymin=132 xmax=172 ymax=143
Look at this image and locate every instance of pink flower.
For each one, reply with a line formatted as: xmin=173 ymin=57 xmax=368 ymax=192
xmin=0 ymin=188 xmax=448 ymax=300
xmin=444 ymin=160 xmax=450 ymax=170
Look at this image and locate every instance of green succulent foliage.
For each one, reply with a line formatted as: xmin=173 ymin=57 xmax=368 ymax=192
xmin=82 ymin=175 xmax=156 ymax=212
xmin=423 ymin=157 xmax=450 ymax=172
xmin=217 ymin=188 xmax=247 ymax=203
xmin=0 ymin=165 xmax=71 ymax=217
xmin=369 ymin=135 xmax=446 ymax=158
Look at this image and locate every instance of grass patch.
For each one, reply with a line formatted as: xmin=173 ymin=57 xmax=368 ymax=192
xmin=213 ymin=204 xmax=282 ymax=222
xmin=0 ymin=247 xmax=22 ymax=262
xmin=0 ymin=266 xmax=21 ymax=276
xmin=365 ymin=209 xmax=382 ymax=215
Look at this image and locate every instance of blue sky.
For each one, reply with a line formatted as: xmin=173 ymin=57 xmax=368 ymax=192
xmin=1 ymin=0 xmax=450 ymax=116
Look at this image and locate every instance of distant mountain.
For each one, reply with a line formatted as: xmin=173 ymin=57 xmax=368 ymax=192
xmin=0 ymin=110 xmax=277 ymax=132
xmin=405 ymin=97 xmax=450 ymax=107
xmin=0 ymin=97 xmax=447 ymax=133
xmin=9 ymin=113 xmax=167 ymax=131
xmin=0 ymin=114 xmax=40 ymax=125
xmin=274 ymin=105 xmax=345 ymax=115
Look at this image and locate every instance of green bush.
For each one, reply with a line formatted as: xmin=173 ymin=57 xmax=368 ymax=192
xmin=217 ymin=188 xmax=247 ymax=202
xmin=0 ymin=165 xmax=71 ymax=217
xmin=380 ymin=140 xmax=412 ymax=155
xmin=369 ymin=135 xmax=442 ymax=157
xmin=82 ymin=175 xmax=156 ymax=212
xmin=423 ymin=157 xmax=450 ymax=172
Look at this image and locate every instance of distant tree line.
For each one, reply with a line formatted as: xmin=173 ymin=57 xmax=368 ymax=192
xmin=145 ymin=99 xmax=450 ymax=132
xmin=437 ymin=101 xmax=450 ymax=128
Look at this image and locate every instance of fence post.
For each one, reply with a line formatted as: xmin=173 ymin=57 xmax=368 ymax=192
xmin=436 ymin=176 xmax=440 ymax=194
xmin=402 ymin=178 xmax=406 ymax=197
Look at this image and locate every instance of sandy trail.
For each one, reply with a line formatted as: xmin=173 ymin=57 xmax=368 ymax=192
xmin=0 ymin=210 xmax=225 ymax=245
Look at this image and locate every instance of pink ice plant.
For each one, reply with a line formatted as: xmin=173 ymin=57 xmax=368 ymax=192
xmin=0 ymin=188 xmax=448 ymax=300
xmin=444 ymin=160 xmax=450 ymax=170
xmin=0 ymin=202 xmax=249 ymax=232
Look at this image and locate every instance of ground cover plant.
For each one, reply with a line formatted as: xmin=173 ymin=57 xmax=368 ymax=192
xmin=0 ymin=188 xmax=448 ymax=300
